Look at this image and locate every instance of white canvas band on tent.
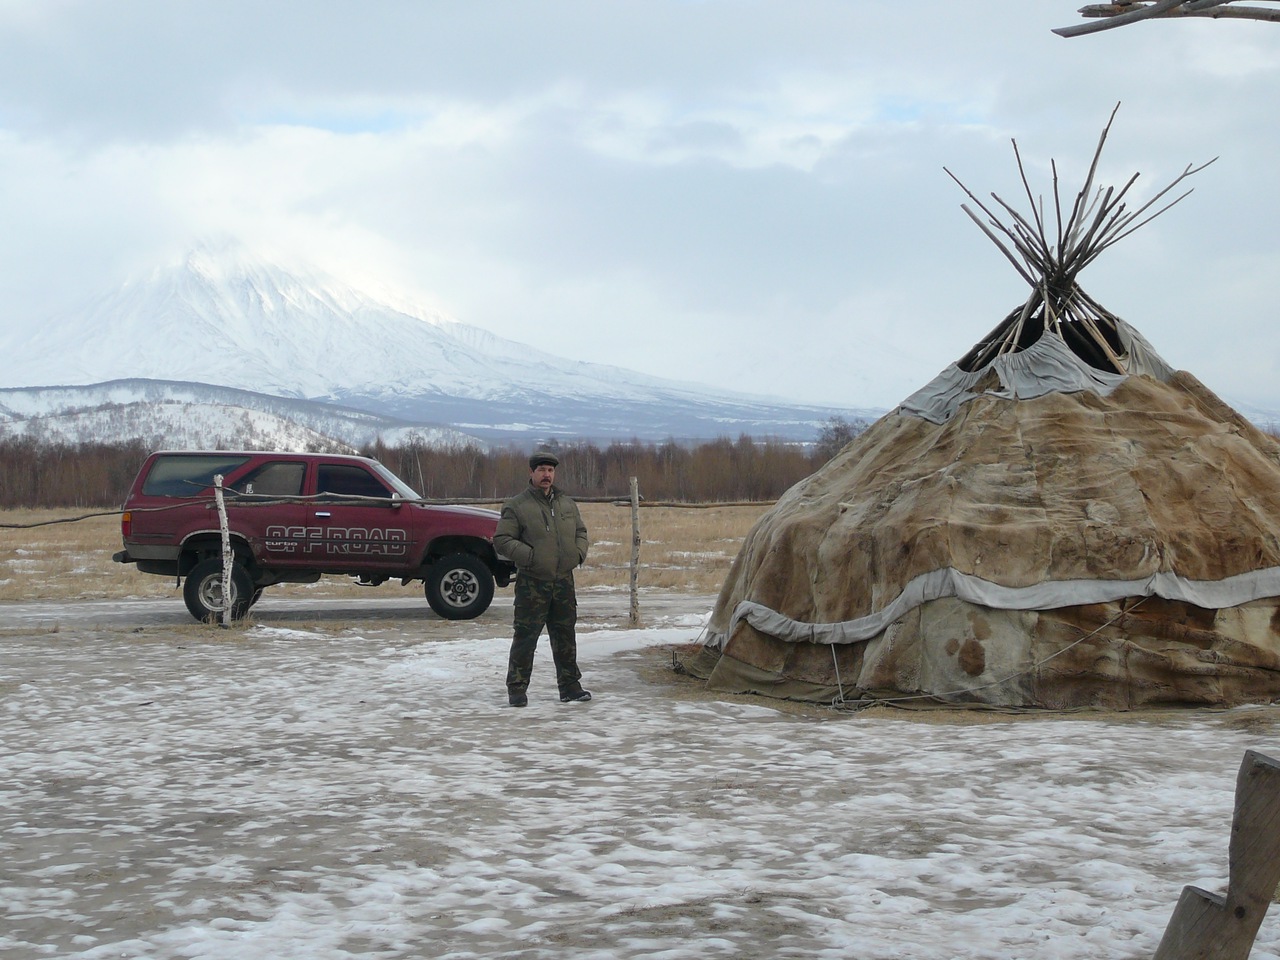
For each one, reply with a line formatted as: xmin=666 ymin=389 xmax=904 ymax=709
xmin=897 ymin=321 xmax=1174 ymax=425
xmin=714 ymin=563 xmax=1280 ymax=650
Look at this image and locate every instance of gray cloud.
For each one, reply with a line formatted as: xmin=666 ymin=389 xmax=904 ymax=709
xmin=0 ymin=1 xmax=1276 ymax=409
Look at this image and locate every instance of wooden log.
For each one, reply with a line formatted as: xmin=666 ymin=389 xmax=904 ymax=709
xmin=1057 ymin=1 xmax=1280 ymax=36
xmin=214 ymin=474 xmax=233 ymax=629
xmin=1056 ymin=0 xmax=1194 ymax=36
xmin=1153 ymin=749 xmax=1280 ymax=960
xmin=629 ymin=477 xmax=640 ymax=627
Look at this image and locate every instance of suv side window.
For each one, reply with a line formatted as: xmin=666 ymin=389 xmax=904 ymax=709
xmin=230 ymin=462 xmax=306 ymax=497
xmin=141 ymin=454 xmax=253 ymax=497
xmin=316 ymin=464 xmax=392 ymax=499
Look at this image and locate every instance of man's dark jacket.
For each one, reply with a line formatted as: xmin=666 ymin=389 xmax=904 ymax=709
xmin=494 ymin=484 xmax=588 ymax=582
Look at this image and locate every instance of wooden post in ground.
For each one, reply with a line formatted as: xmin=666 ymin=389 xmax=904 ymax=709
xmin=213 ymin=474 xmax=233 ymax=628
xmin=629 ymin=477 xmax=640 ymax=627
xmin=1153 ymin=749 xmax=1280 ymax=960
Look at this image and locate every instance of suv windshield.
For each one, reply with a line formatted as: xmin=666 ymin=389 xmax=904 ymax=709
xmin=370 ymin=461 xmax=421 ymax=500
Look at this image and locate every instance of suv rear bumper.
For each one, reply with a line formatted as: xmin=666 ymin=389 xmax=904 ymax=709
xmin=114 ymin=547 xmax=180 ymax=576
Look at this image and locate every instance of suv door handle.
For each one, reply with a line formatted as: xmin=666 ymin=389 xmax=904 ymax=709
xmin=314 ymin=511 xmax=332 ymax=518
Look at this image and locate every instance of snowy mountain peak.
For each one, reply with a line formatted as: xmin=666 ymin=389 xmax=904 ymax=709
xmin=1 ymin=240 xmax=461 ymax=397
xmin=0 ymin=240 xmax=875 ymax=444
xmin=181 ymin=236 xmax=262 ymax=280
xmin=171 ymin=238 xmax=459 ymax=331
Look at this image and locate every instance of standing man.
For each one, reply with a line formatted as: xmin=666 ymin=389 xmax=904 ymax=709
xmin=494 ymin=450 xmax=591 ymax=707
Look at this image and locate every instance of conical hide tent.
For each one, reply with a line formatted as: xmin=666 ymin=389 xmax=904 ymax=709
xmin=690 ymin=113 xmax=1280 ymax=709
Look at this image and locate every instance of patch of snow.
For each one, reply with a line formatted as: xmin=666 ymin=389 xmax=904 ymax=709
xmin=1 ymin=616 xmax=1277 ymax=959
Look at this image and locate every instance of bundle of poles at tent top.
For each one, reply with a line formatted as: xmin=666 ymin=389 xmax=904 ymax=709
xmin=943 ymin=104 xmax=1214 ymax=375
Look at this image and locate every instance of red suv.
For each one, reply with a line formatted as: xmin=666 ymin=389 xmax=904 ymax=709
xmin=114 ymin=451 xmax=515 ymax=623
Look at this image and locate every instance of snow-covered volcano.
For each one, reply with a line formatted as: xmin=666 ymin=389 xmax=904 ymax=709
xmin=0 ymin=241 xmax=875 ymax=443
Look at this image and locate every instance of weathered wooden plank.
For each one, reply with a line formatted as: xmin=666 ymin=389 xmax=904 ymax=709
xmin=1153 ymin=749 xmax=1280 ymax=960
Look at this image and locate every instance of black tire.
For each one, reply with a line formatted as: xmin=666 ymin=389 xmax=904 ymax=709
xmin=183 ymin=557 xmax=253 ymax=623
xmin=424 ymin=552 xmax=494 ymax=620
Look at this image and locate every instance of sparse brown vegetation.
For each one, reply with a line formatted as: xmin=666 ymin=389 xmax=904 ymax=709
xmin=0 ymin=502 xmax=768 ymax=604
xmin=0 ymin=508 xmax=148 ymax=603
xmin=0 ymin=430 xmax=829 ymax=607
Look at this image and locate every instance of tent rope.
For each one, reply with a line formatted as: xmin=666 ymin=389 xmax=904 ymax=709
xmin=832 ymin=596 xmax=1149 ymax=711
xmin=830 ymin=644 xmax=847 ymax=706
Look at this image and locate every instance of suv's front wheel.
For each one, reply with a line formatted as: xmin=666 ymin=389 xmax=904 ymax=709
xmin=424 ymin=553 xmax=494 ymax=620
xmin=184 ymin=557 xmax=253 ymax=623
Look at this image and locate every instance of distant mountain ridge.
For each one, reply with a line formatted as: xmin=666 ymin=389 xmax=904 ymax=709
xmin=0 ymin=380 xmax=480 ymax=452
xmin=0 ymin=241 xmax=882 ymax=447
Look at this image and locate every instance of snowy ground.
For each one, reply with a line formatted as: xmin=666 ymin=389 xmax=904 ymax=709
xmin=3 ymin=595 xmax=1280 ymax=960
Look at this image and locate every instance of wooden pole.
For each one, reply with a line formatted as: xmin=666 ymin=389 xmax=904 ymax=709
xmin=1153 ymin=749 xmax=1280 ymax=960
xmin=629 ymin=477 xmax=640 ymax=627
xmin=213 ymin=474 xmax=232 ymax=628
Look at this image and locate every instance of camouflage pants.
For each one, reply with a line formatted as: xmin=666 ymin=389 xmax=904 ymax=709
xmin=506 ymin=574 xmax=582 ymax=696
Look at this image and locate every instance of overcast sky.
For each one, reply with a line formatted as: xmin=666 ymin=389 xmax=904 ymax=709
xmin=0 ymin=2 xmax=1276 ymax=411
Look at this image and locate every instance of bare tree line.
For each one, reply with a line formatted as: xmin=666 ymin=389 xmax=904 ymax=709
xmin=9 ymin=414 xmax=1270 ymax=511
xmin=0 ymin=438 xmax=154 ymax=510
xmin=0 ymin=419 xmax=867 ymax=510
xmin=376 ymin=434 xmax=830 ymax=504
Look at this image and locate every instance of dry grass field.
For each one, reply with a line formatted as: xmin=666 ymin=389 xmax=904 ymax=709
xmin=0 ymin=502 xmax=769 ymax=604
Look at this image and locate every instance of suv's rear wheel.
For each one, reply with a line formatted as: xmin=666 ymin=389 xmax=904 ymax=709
xmin=184 ymin=557 xmax=253 ymax=623
xmin=424 ymin=552 xmax=494 ymax=620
